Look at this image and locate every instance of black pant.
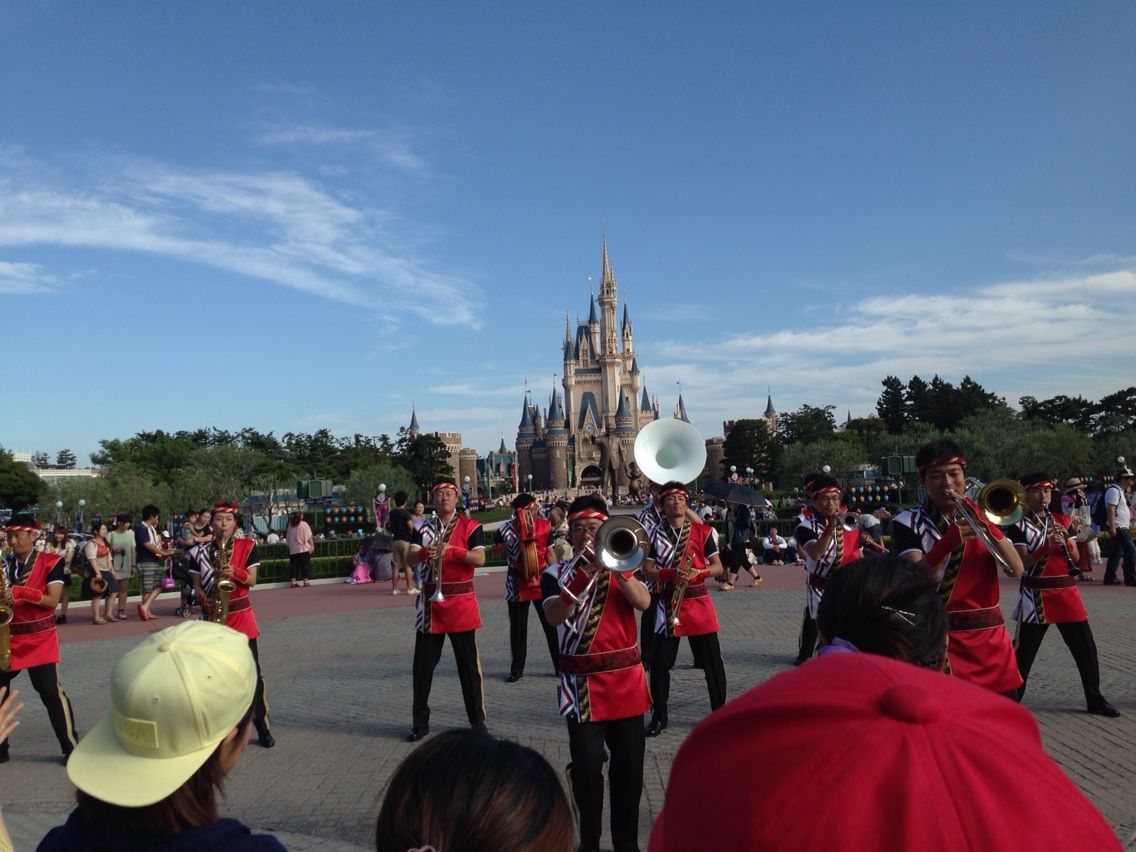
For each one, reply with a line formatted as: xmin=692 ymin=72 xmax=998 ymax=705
xmin=412 ymin=630 xmax=485 ymax=729
xmin=762 ymin=548 xmax=786 ymax=565
xmin=1104 ymin=529 xmax=1136 ymax=584
xmin=567 ymin=714 xmax=645 ymax=852
xmin=648 ymin=633 xmax=726 ymax=724
xmin=1015 ymin=620 xmax=1106 ymax=707
xmin=507 ymin=599 xmax=559 ymax=678
xmin=796 ymin=606 xmax=819 ymax=664
xmin=289 ymin=552 xmax=311 ymax=581
xmin=0 ymin=663 xmax=78 ymax=757
xmin=248 ymin=638 xmax=271 ymax=735
xmin=639 ymin=591 xmax=660 ymax=667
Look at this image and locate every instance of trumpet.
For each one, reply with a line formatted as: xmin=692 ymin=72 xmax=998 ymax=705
xmin=428 ymin=518 xmax=454 ymax=604
xmin=668 ymin=547 xmax=694 ymax=629
xmin=557 ymin=517 xmax=648 ymax=609
xmin=1042 ymin=513 xmax=1081 ymax=578
xmin=949 ymin=478 xmax=1025 ymax=576
xmin=0 ymin=567 xmax=12 ymax=672
xmin=210 ymin=538 xmax=236 ymax=624
xmin=829 ymin=511 xmax=859 ymax=533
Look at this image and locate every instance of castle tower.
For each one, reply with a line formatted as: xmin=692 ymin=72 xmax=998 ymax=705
xmin=516 ymin=396 xmax=536 ymax=486
xmin=764 ymin=391 xmax=777 ymax=435
xmin=408 ymin=407 xmax=420 ymax=438
xmin=705 ymin=436 xmax=726 ymax=482
xmin=546 ymin=387 xmax=569 ymax=491
xmin=458 ymin=448 xmax=479 ymax=493
xmin=674 ymin=393 xmax=691 ymax=424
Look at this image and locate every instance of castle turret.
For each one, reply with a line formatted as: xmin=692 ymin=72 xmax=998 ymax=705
xmin=621 ymin=301 xmax=634 ymax=358
xmin=764 ymin=391 xmax=777 ymax=435
xmin=615 ymin=392 xmax=635 ymax=434
xmin=546 ymin=388 xmax=569 ymax=490
xmin=516 ymin=396 xmax=536 ymax=487
xmin=408 ymin=407 xmax=420 ymax=438
xmin=674 ymin=393 xmax=690 ymax=424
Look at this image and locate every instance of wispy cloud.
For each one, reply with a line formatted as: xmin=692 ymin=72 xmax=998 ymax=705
xmin=257 ymin=122 xmax=430 ymax=173
xmin=0 ymin=151 xmax=481 ymax=326
xmin=0 ymin=260 xmax=57 ymax=294
xmin=639 ymin=302 xmax=713 ymax=322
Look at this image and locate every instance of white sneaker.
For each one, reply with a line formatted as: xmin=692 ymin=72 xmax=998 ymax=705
xmin=391 ymin=588 xmax=401 ymax=596
xmin=409 ymin=587 xmax=421 ymax=595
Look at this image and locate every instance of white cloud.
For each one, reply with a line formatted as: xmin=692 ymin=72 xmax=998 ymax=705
xmin=0 ymin=154 xmax=482 ymax=326
xmin=0 ymin=260 xmax=57 ymax=294
xmin=256 ymin=122 xmax=430 ymax=173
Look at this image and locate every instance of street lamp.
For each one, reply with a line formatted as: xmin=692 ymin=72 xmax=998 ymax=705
xmin=745 ymin=467 xmax=754 ymax=481
xmin=526 ymin=473 xmax=533 ymax=494
xmin=730 ymin=465 xmax=737 ymax=482
xmin=462 ymin=475 xmax=472 ymax=509
xmin=55 ymin=500 xmax=63 ymax=524
xmin=78 ymin=499 xmax=86 ymax=529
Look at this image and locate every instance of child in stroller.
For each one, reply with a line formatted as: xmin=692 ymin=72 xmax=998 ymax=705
xmin=172 ymin=548 xmax=200 ymax=617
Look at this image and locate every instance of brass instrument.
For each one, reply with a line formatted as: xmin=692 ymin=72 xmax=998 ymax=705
xmin=0 ymin=561 xmax=13 ymax=672
xmin=835 ymin=512 xmax=859 ymax=533
xmin=1042 ymin=513 xmax=1081 ymax=578
xmin=211 ymin=537 xmax=236 ymax=624
xmin=668 ymin=535 xmax=695 ymax=629
xmin=429 ymin=518 xmax=454 ymax=604
xmin=950 ymin=478 xmax=1026 ymax=576
xmin=557 ymin=516 xmax=648 ymax=617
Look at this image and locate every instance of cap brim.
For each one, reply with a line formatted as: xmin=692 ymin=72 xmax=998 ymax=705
xmin=67 ymin=711 xmax=224 ymax=807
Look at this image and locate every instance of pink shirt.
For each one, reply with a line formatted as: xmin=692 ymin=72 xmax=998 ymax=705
xmin=285 ymin=521 xmax=314 ymax=555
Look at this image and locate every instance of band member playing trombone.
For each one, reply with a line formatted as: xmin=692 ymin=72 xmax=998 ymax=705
xmin=187 ymin=501 xmax=275 ymax=747
xmin=493 ymin=493 xmax=557 ymax=682
xmin=0 ymin=515 xmax=78 ymax=763
xmin=793 ymin=473 xmax=866 ymax=665
xmin=641 ymin=481 xmax=726 ymax=737
xmin=890 ymin=439 xmax=1024 ymax=696
xmin=1007 ymin=473 xmax=1118 ymax=717
xmin=542 ymin=495 xmax=651 ymax=852
xmin=407 ymin=479 xmax=487 ymax=742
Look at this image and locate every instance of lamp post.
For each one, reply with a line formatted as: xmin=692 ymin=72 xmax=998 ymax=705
xmin=376 ymin=483 xmax=387 ymax=531
xmin=745 ymin=466 xmax=754 ymax=483
xmin=78 ymin=499 xmax=86 ymax=530
xmin=527 ymin=473 xmax=533 ymax=495
xmin=462 ymin=475 xmax=472 ymax=510
xmin=54 ymin=500 xmax=63 ymax=524
xmin=730 ymin=465 xmax=737 ymax=482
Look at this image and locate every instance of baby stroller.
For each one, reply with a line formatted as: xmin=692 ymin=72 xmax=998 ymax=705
xmin=171 ymin=551 xmax=200 ymax=618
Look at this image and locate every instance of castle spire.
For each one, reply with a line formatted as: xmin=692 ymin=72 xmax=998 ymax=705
xmin=601 ymin=229 xmax=616 ymax=295
xmin=588 ymin=294 xmax=598 ymax=324
xmin=408 ymin=407 xmax=420 ymax=437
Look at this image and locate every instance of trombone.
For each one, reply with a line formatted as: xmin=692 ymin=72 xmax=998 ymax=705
xmin=948 ymin=478 xmax=1025 ymax=576
xmin=557 ymin=516 xmax=648 ymax=614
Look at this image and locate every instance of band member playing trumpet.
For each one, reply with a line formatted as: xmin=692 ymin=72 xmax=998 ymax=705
xmin=1007 ymin=473 xmax=1119 ymax=717
xmin=407 ymin=479 xmax=487 ymax=742
xmin=890 ymin=439 xmax=1024 ymax=696
xmin=793 ymin=473 xmax=865 ymax=665
xmin=493 ymin=493 xmax=557 ymax=682
xmin=0 ymin=515 xmax=78 ymax=763
xmin=187 ymin=501 xmax=275 ymax=747
xmin=542 ymin=495 xmax=651 ymax=852
xmin=641 ymin=482 xmax=726 ymax=737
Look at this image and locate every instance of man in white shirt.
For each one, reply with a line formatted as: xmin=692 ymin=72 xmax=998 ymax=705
xmin=1103 ymin=467 xmax=1135 ymax=586
xmin=762 ymin=527 xmax=789 ymax=565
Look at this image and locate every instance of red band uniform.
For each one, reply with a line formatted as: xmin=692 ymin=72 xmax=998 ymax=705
xmin=410 ymin=505 xmax=486 ymax=733
xmin=1008 ymin=508 xmax=1114 ymax=713
xmin=635 ymin=501 xmax=665 ymax=665
xmin=187 ymin=534 xmax=274 ymax=744
xmin=647 ymin=518 xmax=726 ymax=728
xmin=495 ymin=509 xmax=558 ymax=679
xmin=792 ymin=508 xmax=863 ymax=664
xmin=541 ymin=532 xmax=650 ymax=852
xmin=0 ymin=538 xmax=79 ymax=761
xmin=890 ymin=503 xmax=1023 ymax=694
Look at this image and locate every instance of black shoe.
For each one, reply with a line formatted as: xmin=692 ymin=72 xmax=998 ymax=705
xmin=258 ymin=733 xmax=276 ymax=748
xmin=471 ymin=722 xmax=489 ymax=735
xmin=506 ymin=673 xmax=522 ymax=683
xmin=1103 ymin=578 xmax=1120 ymax=585
xmin=1089 ymin=700 xmax=1120 ymax=718
xmin=55 ymin=614 xmax=66 ymax=624
xmin=0 ymin=749 xmax=8 ymax=764
xmin=645 ymin=717 xmax=667 ymax=737
xmin=407 ymin=726 xmax=429 ymax=742
xmin=1125 ymin=582 xmax=1136 ymax=588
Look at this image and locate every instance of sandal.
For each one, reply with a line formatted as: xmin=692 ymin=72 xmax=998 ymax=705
xmin=118 ymin=609 xmax=126 ymax=619
xmin=290 ymin=580 xmax=299 ymax=588
xmin=303 ymin=580 xmax=311 ymax=587
xmin=93 ymin=618 xmax=107 ymax=625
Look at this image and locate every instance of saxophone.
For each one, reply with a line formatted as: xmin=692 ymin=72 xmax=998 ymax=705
xmin=210 ymin=538 xmax=236 ymax=624
xmin=0 ymin=559 xmax=12 ymax=671
xmin=668 ymin=526 xmax=696 ymax=629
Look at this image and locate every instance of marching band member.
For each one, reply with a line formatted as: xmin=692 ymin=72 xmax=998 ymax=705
xmin=635 ymin=483 xmax=665 ymax=665
xmin=792 ymin=473 xmax=864 ymax=665
xmin=0 ymin=514 xmax=78 ymax=763
xmin=1008 ymin=473 xmax=1118 ymax=716
xmin=492 ymin=493 xmax=557 ymax=682
xmin=187 ymin=500 xmax=275 ymax=747
xmin=543 ymin=494 xmax=651 ymax=852
xmin=641 ymin=481 xmax=726 ymax=737
xmin=407 ymin=479 xmax=487 ymax=742
xmin=889 ymin=439 xmax=1024 ymax=696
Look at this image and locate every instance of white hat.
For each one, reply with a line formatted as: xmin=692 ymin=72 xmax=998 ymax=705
xmin=66 ymin=621 xmax=256 ymax=807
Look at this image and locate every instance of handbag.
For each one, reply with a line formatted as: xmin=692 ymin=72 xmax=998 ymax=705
xmin=161 ymin=567 xmax=176 ymax=590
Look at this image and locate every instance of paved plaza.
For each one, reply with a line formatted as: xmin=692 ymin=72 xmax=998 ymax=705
xmin=4 ymin=566 xmax=1136 ymax=850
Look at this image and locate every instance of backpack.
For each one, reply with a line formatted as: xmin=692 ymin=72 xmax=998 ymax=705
xmin=69 ymin=539 xmax=90 ymax=575
xmin=1092 ymin=486 xmax=1119 ymax=528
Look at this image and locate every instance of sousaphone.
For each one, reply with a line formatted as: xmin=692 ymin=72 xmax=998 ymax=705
xmin=634 ymin=419 xmax=707 ymax=486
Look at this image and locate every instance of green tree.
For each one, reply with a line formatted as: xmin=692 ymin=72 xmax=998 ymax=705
xmin=778 ymin=404 xmax=836 ymax=446
xmin=31 ymin=451 xmax=50 ymax=468
xmin=0 ymin=448 xmax=45 ymax=510
xmin=395 ymin=429 xmax=454 ymax=498
xmin=776 ymin=436 xmax=866 ymax=488
xmin=905 ymin=375 xmax=931 ymax=425
xmin=55 ymin=448 xmax=78 ymax=469
xmin=341 ymin=461 xmax=416 ymax=513
xmin=1091 ymin=387 xmax=1136 ymax=437
xmin=844 ymin=416 xmax=889 ymax=459
xmin=722 ymin=419 xmax=780 ymax=482
xmin=877 ymin=375 xmax=908 ymax=434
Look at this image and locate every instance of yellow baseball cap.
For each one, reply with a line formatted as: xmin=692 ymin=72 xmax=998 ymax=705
xmin=66 ymin=621 xmax=256 ymax=807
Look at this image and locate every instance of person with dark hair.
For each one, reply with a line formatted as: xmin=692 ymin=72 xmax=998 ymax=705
xmin=815 ymin=555 xmax=948 ymax=670
xmin=406 ymin=479 xmax=487 ymax=742
xmin=39 ymin=621 xmax=285 ymax=851
xmin=187 ymin=502 xmax=275 ymax=748
xmin=80 ymin=520 xmax=118 ymax=624
xmin=1006 ymin=473 xmax=1118 ymax=717
xmin=642 ymin=481 xmax=726 ymax=736
xmin=134 ymin=505 xmax=175 ymax=620
xmin=1102 ymin=464 xmax=1135 ymax=585
xmin=0 ymin=514 xmax=79 ymax=763
xmin=388 ymin=491 xmax=418 ymax=596
xmin=284 ymin=511 xmax=314 ymax=589
xmin=889 ymin=438 xmax=1024 ymax=696
xmin=43 ymin=525 xmax=75 ymax=624
xmin=721 ymin=502 xmax=762 ymax=589
xmin=542 ymin=494 xmax=652 ymax=852
xmin=634 ymin=482 xmax=666 ymax=666
xmin=375 ymin=729 xmax=573 ymax=852
xmin=493 ymin=494 xmax=557 ymax=682
xmin=107 ymin=514 xmax=135 ymax=621
xmin=793 ymin=472 xmax=865 ymax=665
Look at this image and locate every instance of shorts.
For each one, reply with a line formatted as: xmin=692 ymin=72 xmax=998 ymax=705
xmin=393 ymin=540 xmax=411 ymax=572
xmin=139 ymin=562 xmax=163 ymax=594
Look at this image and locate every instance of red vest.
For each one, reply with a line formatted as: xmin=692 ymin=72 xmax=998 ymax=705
xmin=506 ymin=515 xmax=551 ymax=602
xmin=656 ymin=522 xmax=719 ymax=638
xmin=9 ymin=551 xmax=63 ymax=669
xmin=222 ymin=538 xmax=259 ymax=641
xmin=420 ymin=515 xmax=482 ymax=634
xmin=1017 ymin=513 xmax=1087 ymax=624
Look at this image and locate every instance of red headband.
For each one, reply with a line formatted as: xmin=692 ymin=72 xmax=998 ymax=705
xmin=212 ymin=502 xmax=240 ymax=514
xmin=813 ymin=486 xmax=842 ymax=496
xmin=569 ymin=509 xmax=608 ymax=523
xmin=5 ymin=522 xmax=41 ymax=533
xmin=917 ymin=455 xmax=967 ymax=475
xmin=431 ymin=482 xmax=459 ymax=494
xmin=660 ymin=486 xmax=689 ymax=498
xmin=1024 ymin=480 xmax=1056 ymax=490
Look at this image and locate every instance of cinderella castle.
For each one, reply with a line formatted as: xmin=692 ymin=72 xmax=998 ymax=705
xmin=515 ymin=238 xmax=699 ymax=492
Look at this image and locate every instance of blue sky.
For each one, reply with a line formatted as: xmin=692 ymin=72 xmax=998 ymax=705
xmin=2 ymin=2 xmax=1134 ymax=465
